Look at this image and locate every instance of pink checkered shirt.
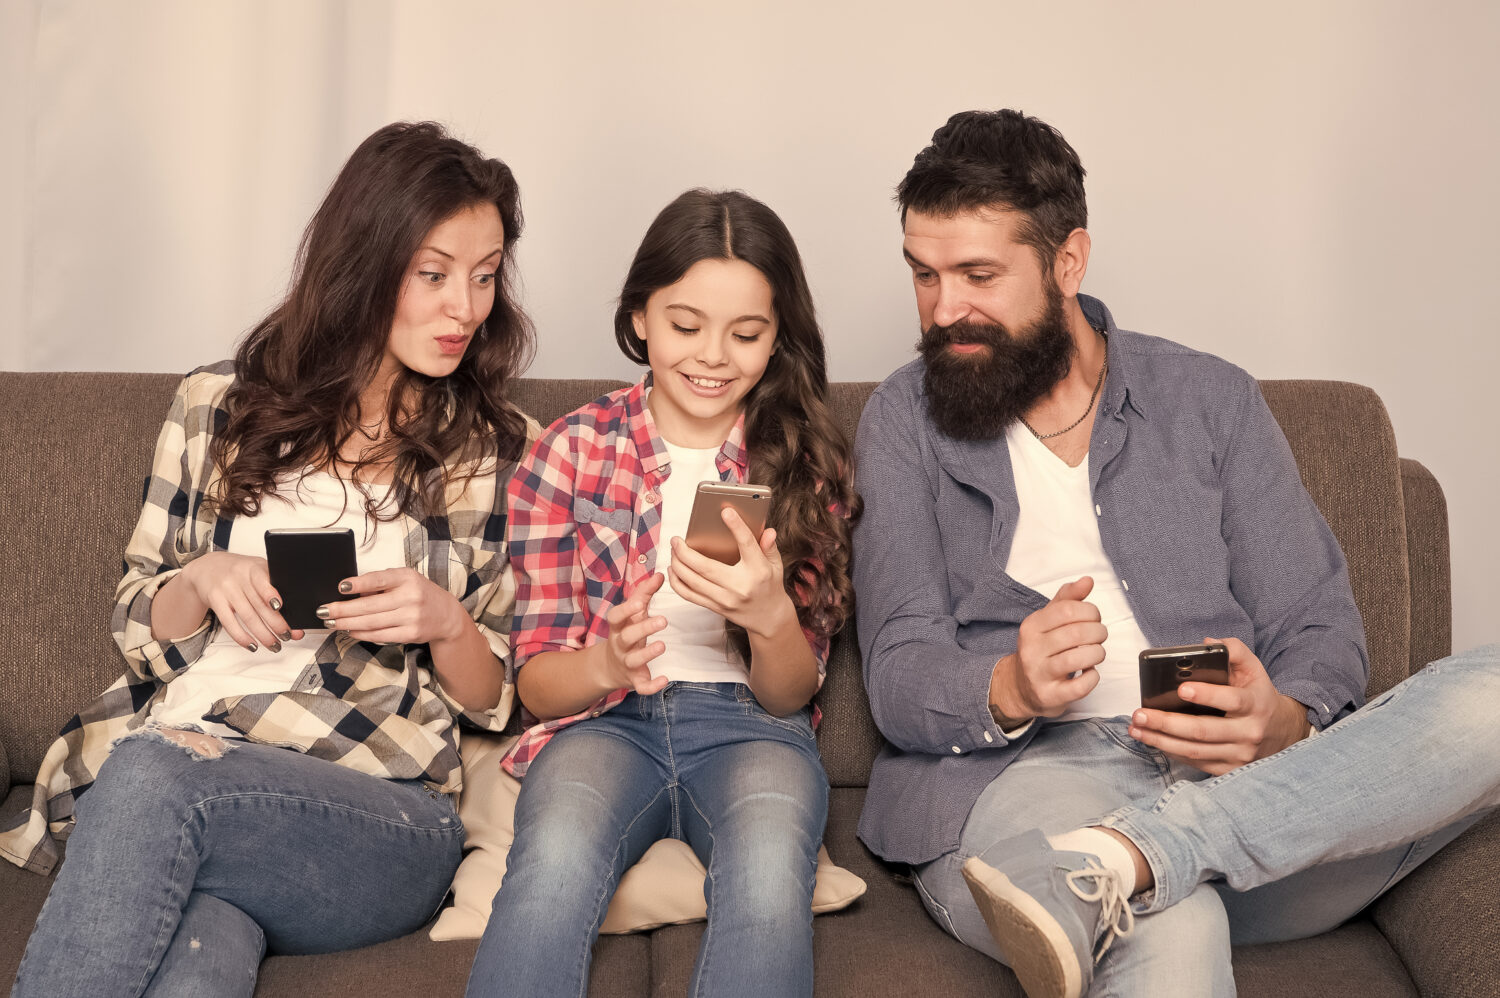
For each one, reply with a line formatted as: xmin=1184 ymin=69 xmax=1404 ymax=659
xmin=500 ymin=376 xmax=829 ymax=777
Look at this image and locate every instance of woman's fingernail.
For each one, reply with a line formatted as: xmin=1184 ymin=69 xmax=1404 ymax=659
xmin=326 ymin=620 xmax=337 ymax=629
xmin=247 ymin=643 xmax=258 ymax=653
xmin=338 ymin=580 xmax=353 ymax=594
xmin=281 ymin=630 xmax=293 ymax=641
xmin=270 ymin=642 xmax=282 ymax=654
xmin=269 ymin=598 xmax=282 ymax=611
xmin=315 ymin=607 xmax=332 ymax=620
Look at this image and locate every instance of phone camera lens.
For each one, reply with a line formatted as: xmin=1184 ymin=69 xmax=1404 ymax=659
xmin=752 ymin=493 xmax=761 ymax=500
xmin=1177 ymin=668 xmax=1193 ymax=679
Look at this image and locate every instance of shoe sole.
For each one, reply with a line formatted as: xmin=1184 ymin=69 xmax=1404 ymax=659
xmin=962 ymin=856 xmax=1084 ymax=998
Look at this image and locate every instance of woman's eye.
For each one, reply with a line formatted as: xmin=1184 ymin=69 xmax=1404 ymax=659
xmin=417 ymin=271 xmax=445 ymax=286
xmin=671 ymin=324 xmax=699 ymax=334
xmin=474 ymin=272 xmax=496 ymax=287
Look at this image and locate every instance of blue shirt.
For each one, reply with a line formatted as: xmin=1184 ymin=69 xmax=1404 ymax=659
xmin=853 ymin=295 xmax=1368 ymax=865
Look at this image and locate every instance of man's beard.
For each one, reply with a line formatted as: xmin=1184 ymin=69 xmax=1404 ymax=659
xmin=918 ymin=282 xmax=1075 ymax=441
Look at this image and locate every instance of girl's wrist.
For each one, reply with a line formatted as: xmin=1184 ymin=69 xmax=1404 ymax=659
xmin=745 ymin=593 xmax=799 ymax=642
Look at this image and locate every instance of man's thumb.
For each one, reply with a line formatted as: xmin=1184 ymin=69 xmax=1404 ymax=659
xmin=1052 ymin=576 xmax=1094 ymax=603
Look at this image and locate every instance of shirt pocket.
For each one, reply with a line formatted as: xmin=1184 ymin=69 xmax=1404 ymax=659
xmin=573 ymin=497 xmax=634 ymax=584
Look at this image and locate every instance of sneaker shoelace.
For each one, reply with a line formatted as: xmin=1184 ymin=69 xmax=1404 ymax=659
xmin=1065 ymin=859 xmax=1136 ymax=962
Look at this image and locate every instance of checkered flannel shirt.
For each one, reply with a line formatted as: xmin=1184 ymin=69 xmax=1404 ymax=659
xmin=500 ymin=375 xmax=830 ymax=778
xmin=0 ymin=361 xmax=530 ymax=875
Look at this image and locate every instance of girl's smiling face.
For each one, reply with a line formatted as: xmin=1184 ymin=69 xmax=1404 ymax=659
xmin=632 ymin=257 xmax=778 ymax=448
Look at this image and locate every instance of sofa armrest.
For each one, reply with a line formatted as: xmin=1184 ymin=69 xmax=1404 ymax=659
xmin=1370 ymin=809 xmax=1500 ymax=996
xmin=1400 ymin=458 xmax=1451 ymax=675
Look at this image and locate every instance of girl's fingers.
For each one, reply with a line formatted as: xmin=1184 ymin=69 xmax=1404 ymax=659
xmin=233 ymin=592 xmax=286 ymax=650
xmin=340 ymin=568 xmax=414 ymax=596
xmin=212 ymin=598 xmax=257 ymax=650
xmin=320 ymin=591 xmax=403 ymax=623
xmin=339 ymin=626 xmax=412 ymax=644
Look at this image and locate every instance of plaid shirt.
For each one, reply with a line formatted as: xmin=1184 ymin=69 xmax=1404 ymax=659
xmin=501 ymin=375 xmax=830 ymax=777
xmin=1 ymin=362 xmax=530 ymax=875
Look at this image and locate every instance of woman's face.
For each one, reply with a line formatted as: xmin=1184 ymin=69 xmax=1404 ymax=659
xmin=632 ymin=257 xmax=779 ymax=449
xmin=382 ymin=203 xmax=505 ymax=381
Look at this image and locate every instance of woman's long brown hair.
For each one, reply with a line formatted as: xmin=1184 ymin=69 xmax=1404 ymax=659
xmin=614 ymin=189 xmax=861 ymax=647
xmin=210 ymin=121 xmax=535 ymax=519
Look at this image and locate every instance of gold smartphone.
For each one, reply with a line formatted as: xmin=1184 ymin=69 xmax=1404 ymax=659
xmin=683 ymin=483 xmax=774 ymax=565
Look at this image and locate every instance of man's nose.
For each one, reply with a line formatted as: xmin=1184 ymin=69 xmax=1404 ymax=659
xmin=931 ymin=281 xmax=972 ymax=328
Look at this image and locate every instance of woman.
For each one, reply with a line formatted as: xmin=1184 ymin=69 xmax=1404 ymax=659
xmin=466 ymin=189 xmax=859 ymax=998
xmin=9 ymin=121 xmax=534 ymax=997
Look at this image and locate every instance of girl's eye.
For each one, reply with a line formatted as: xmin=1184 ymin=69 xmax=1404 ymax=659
xmin=733 ymin=333 xmax=762 ymax=344
xmin=418 ymin=271 xmax=445 ymax=286
xmin=474 ymin=272 xmax=496 ymax=287
xmin=671 ymin=323 xmax=699 ymax=334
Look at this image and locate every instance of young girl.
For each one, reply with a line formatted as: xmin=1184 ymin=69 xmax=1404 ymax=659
xmin=466 ymin=189 xmax=858 ymax=998
xmin=9 ymin=121 xmax=534 ymax=997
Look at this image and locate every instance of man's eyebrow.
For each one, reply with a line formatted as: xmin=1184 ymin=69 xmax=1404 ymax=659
xmin=903 ymin=248 xmax=1006 ymax=271
xmin=666 ymin=303 xmax=771 ymax=324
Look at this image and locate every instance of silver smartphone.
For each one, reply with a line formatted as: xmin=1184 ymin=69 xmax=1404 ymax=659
xmin=1138 ymin=643 xmax=1230 ymax=717
xmin=683 ymin=483 xmax=773 ymax=565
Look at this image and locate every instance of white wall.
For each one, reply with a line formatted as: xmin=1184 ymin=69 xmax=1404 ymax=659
xmin=3 ymin=0 xmax=1496 ymax=654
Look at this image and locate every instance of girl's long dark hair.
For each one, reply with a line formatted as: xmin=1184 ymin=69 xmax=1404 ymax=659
xmin=614 ymin=189 xmax=860 ymax=645
xmin=211 ymin=121 xmax=535 ymax=519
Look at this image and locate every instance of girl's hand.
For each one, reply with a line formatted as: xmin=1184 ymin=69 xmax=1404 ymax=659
xmin=181 ymin=552 xmax=303 ymax=652
xmin=599 ymin=573 xmax=670 ymax=696
xmin=321 ymin=568 xmax=468 ymax=646
xmin=667 ymin=508 xmax=797 ymax=639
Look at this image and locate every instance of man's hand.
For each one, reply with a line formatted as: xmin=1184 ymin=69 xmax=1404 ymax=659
xmin=989 ymin=577 xmax=1108 ymax=722
xmin=1128 ymin=636 xmax=1311 ymax=775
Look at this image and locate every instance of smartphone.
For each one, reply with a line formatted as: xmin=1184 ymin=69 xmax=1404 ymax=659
xmin=683 ymin=483 xmax=773 ymax=565
xmin=1139 ymin=643 xmax=1230 ymax=717
xmin=263 ymin=527 xmax=359 ymax=629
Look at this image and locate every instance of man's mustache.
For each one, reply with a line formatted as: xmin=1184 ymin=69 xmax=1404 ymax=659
xmin=921 ymin=320 xmax=1014 ymax=349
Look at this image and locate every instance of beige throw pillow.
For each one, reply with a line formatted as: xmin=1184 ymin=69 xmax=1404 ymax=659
xmin=430 ymin=732 xmax=866 ymax=939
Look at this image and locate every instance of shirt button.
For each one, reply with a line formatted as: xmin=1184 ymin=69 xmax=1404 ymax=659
xmin=637 ymin=554 xmax=647 ymax=564
xmin=983 ymin=731 xmax=994 ymax=743
xmin=590 ymin=711 xmax=601 ymax=718
xmin=1095 ymin=503 xmax=1102 ymax=516
xmin=1121 ymin=579 xmax=1130 ymax=590
xmin=951 ymin=745 xmax=962 ymax=754
xmin=645 ymin=491 xmax=660 ymax=504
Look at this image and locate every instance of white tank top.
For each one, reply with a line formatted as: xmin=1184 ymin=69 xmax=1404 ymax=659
xmin=152 ymin=471 xmax=407 ymax=737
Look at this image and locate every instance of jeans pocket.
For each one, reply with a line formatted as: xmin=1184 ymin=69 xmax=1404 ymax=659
xmin=735 ymin=687 xmax=816 ymax=740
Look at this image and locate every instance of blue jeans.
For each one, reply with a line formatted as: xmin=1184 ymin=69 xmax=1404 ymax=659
xmin=914 ymin=645 xmax=1499 ymax=997
xmin=13 ymin=732 xmax=465 ymax=998
xmin=466 ymin=682 xmax=829 ymax=998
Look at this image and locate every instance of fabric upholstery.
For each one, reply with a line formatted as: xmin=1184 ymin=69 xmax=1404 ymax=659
xmin=1399 ymin=458 xmax=1452 ymax=675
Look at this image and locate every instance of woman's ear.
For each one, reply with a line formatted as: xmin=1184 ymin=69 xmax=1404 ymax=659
xmin=631 ymin=311 xmax=647 ymax=341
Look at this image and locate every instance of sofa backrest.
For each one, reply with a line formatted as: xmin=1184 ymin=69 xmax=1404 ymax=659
xmin=0 ymin=373 xmax=1436 ymax=792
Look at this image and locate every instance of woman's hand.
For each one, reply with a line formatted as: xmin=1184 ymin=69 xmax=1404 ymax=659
xmin=178 ymin=552 xmax=303 ymax=651
xmin=320 ymin=568 xmax=471 ymax=646
xmin=667 ymin=507 xmax=797 ymax=639
xmin=597 ymin=573 xmax=670 ymax=696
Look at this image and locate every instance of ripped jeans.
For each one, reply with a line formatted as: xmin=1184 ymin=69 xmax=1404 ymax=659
xmin=13 ymin=731 xmax=464 ymax=998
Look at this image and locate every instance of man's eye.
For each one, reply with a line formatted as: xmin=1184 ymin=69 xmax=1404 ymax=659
xmin=418 ymin=271 xmax=445 ymax=286
xmin=913 ymin=271 xmax=935 ymax=284
xmin=968 ymin=273 xmax=995 ymax=284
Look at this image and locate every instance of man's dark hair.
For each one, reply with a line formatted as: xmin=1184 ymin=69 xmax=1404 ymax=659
xmin=897 ymin=109 xmax=1087 ymax=266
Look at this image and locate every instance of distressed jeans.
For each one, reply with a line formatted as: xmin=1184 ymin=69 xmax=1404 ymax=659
xmin=466 ymin=682 xmax=829 ymax=998
xmin=13 ymin=733 xmax=464 ymax=998
xmin=914 ymin=644 xmax=1499 ymax=997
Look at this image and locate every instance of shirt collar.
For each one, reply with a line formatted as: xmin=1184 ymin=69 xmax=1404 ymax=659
xmin=626 ymin=371 xmax=750 ymax=480
xmin=1079 ymin=294 xmax=1146 ymax=421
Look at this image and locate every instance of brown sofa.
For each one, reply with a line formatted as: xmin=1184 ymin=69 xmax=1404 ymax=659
xmin=1 ymin=372 xmax=1494 ymax=997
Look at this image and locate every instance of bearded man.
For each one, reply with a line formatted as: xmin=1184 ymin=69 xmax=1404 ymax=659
xmin=853 ymin=109 xmax=1500 ymax=998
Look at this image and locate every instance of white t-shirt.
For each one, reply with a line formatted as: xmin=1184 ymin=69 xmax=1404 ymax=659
xmin=1003 ymin=422 xmax=1152 ymax=722
xmin=646 ymin=442 xmax=749 ymax=684
xmin=151 ymin=470 xmax=407 ymax=737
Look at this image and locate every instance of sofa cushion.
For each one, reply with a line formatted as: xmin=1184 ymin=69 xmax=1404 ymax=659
xmin=432 ymin=734 xmax=866 ymax=939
